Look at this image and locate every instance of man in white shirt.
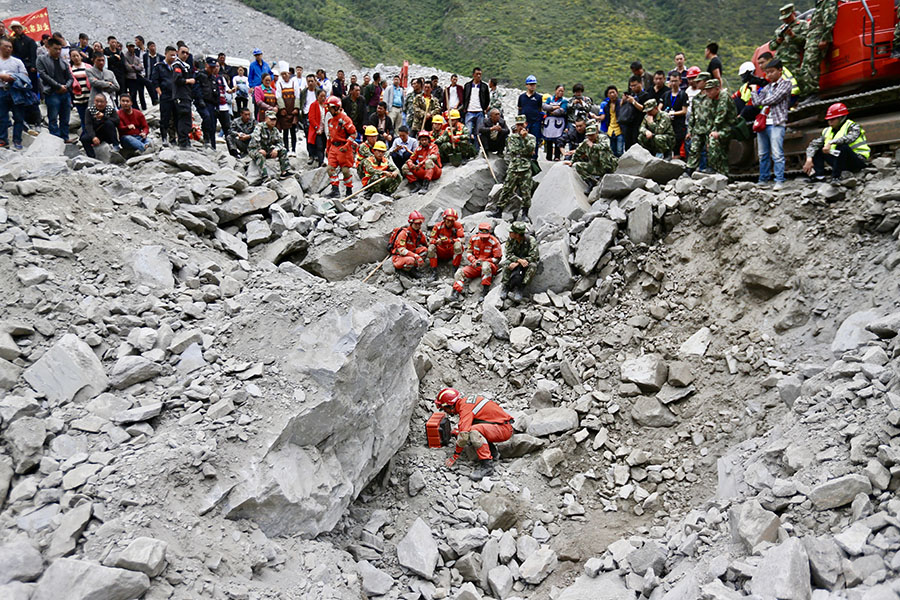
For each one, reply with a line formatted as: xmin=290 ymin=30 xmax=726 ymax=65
xmin=384 ymin=74 xmax=405 ymax=138
xmin=461 ymin=67 xmax=489 ymax=149
xmin=301 ymin=74 xmax=318 ymax=128
xmin=388 ymin=125 xmax=418 ymax=171
xmin=0 ymin=38 xmax=28 ymax=149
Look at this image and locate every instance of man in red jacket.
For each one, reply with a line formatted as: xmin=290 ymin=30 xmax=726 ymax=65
xmin=436 ymin=387 xmax=514 ymax=480
xmin=116 ymin=94 xmax=150 ymax=153
xmin=402 ymin=130 xmax=442 ymax=194
xmin=452 ymin=222 xmax=502 ymax=299
xmin=325 ymin=95 xmax=358 ymax=198
xmin=426 ymin=208 xmax=465 ymax=281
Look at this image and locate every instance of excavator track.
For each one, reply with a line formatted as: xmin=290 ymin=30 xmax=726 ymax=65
xmin=789 ymin=84 xmax=900 ymax=125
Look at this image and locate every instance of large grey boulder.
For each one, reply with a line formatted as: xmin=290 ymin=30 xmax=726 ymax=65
xmin=626 ymin=198 xmax=653 ymax=245
xmin=23 ymin=334 xmax=108 ymax=405
xmin=4 ymin=417 xmax=46 ymax=473
xmin=224 ymin=284 xmax=428 ymax=537
xmin=32 ymin=558 xmax=150 ymax=600
xmin=620 ymin=354 xmax=667 ymax=392
xmin=530 ymin=235 xmax=574 ymax=294
xmin=24 ymin=131 xmax=65 ymax=158
xmin=530 ymin=162 xmax=591 ymax=221
xmin=214 ymin=188 xmax=279 ymax=224
xmin=599 ymin=174 xmax=649 ymax=199
xmin=302 ymin=227 xmax=389 ymax=281
xmin=159 ymin=148 xmax=218 ymax=175
xmin=527 ymin=408 xmax=579 ymax=436
xmin=396 ymin=518 xmax=439 ymax=579
xmin=519 ymin=547 xmax=557 ymax=584
xmin=115 ymin=537 xmax=168 ymax=577
xmin=574 ymin=218 xmax=617 ymax=274
xmin=831 ymin=310 xmax=880 ymax=356
xmin=615 ymin=144 xmax=684 ymax=183
xmin=809 ymin=474 xmax=872 ymax=510
xmin=749 ymin=538 xmax=811 ymax=600
xmin=130 ymin=245 xmax=174 ymax=292
xmin=730 ymin=499 xmax=781 ymax=551
xmin=0 ymin=540 xmax=44 ymax=584
xmin=559 ymin=573 xmax=635 ymax=600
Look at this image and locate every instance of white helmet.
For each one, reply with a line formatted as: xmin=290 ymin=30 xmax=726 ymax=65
xmin=739 ymin=61 xmax=756 ymax=76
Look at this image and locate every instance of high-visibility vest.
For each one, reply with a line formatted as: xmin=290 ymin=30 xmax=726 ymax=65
xmin=823 ymin=118 xmax=869 ymax=159
xmin=783 ymin=66 xmax=800 ymax=96
xmin=738 ymin=83 xmax=753 ymax=103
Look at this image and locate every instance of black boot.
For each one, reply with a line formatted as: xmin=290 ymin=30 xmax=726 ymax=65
xmin=470 ymin=459 xmax=494 ymax=480
xmin=489 ymin=207 xmax=502 ymax=218
xmin=481 ymin=285 xmax=490 ymax=298
xmin=500 ymin=285 xmax=509 ymax=300
xmin=450 ymin=289 xmax=462 ymax=301
xmin=343 ymin=186 xmax=354 ymax=197
xmin=409 ymin=181 xmax=421 ymax=193
xmin=326 ymin=185 xmax=340 ymax=198
xmin=428 ymin=268 xmax=439 ymax=282
xmin=419 ymin=180 xmax=431 ymax=194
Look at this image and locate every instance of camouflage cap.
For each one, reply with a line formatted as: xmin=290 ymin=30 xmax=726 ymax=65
xmin=696 ymin=71 xmax=712 ymax=82
xmin=510 ymin=221 xmax=527 ymax=234
xmin=585 ymin=124 xmax=599 ymax=135
xmin=643 ymin=99 xmax=658 ymax=113
xmin=703 ymin=79 xmax=721 ymax=90
xmin=514 ymin=114 xmax=527 ymax=125
xmin=265 ymin=110 xmax=278 ymax=119
xmin=779 ymin=3 xmax=795 ymax=19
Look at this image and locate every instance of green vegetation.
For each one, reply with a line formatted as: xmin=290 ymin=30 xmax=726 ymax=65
xmin=240 ymin=0 xmax=788 ymax=96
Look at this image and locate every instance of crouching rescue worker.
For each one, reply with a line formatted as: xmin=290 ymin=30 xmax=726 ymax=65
xmin=426 ymin=208 xmax=465 ymax=281
xmin=360 ymin=140 xmax=401 ymax=196
xmin=391 ymin=210 xmax=428 ymax=276
xmin=436 ymin=387 xmax=514 ymax=480
xmin=402 ymin=129 xmax=442 ymax=193
xmin=802 ymin=102 xmax=869 ymax=182
xmin=501 ymin=221 xmax=540 ymax=302
xmin=452 ymin=222 xmax=502 ymax=300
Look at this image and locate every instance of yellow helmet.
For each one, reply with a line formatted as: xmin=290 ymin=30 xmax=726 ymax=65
xmin=431 ymin=115 xmax=445 ymax=125
xmin=448 ymin=109 xmax=461 ymax=120
xmin=373 ymin=141 xmax=388 ymax=151
xmin=364 ymin=125 xmax=378 ymax=137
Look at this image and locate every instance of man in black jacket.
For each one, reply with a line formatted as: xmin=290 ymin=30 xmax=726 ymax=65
xmin=142 ymin=41 xmax=163 ymax=106
xmin=196 ymin=57 xmax=227 ymax=150
xmin=9 ymin=22 xmax=38 ymax=93
xmin=36 ymin=37 xmax=74 ymax=141
xmin=476 ymin=108 xmax=509 ymax=154
xmin=172 ymin=46 xmax=196 ymax=149
xmin=104 ymin=37 xmax=126 ymax=105
xmin=367 ymin=101 xmax=394 ymax=144
xmin=342 ymin=83 xmax=367 ymax=142
xmin=621 ymin=75 xmax=650 ymax=150
xmin=81 ymin=94 xmax=119 ymax=158
xmin=461 ymin=67 xmax=490 ymax=149
xmin=151 ymin=46 xmax=177 ymax=145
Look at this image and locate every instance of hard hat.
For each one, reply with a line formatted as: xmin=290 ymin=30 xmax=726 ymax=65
xmin=442 ymin=208 xmax=459 ymax=220
xmin=448 ymin=109 xmax=460 ymax=120
xmin=477 ymin=222 xmax=493 ymax=232
xmin=417 ymin=130 xmax=431 ymax=139
xmin=408 ymin=210 xmax=425 ymax=223
xmin=525 ymin=75 xmax=537 ymax=85
xmin=252 ymin=48 xmax=263 ymax=56
xmin=436 ymin=387 xmax=461 ymax=410
xmin=326 ymin=95 xmax=341 ymax=107
xmin=431 ymin=115 xmax=445 ymax=124
xmin=364 ymin=125 xmax=378 ymax=137
xmin=739 ymin=61 xmax=756 ymax=76
xmin=685 ymin=66 xmax=702 ymax=79
xmin=825 ymin=102 xmax=849 ymax=120
xmin=9 ymin=20 xmax=22 ymax=28
xmin=373 ymin=141 xmax=387 ymax=151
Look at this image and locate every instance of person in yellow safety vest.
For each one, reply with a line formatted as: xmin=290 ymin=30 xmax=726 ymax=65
xmin=802 ymin=102 xmax=869 ymax=182
xmin=734 ymin=61 xmax=759 ymax=118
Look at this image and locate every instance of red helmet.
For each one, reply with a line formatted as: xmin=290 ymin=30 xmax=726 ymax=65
xmin=436 ymin=387 xmax=461 ymax=410
xmin=825 ymin=102 xmax=849 ymax=120
xmin=326 ymin=96 xmax=341 ymax=107
xmin=442 ymin=208 xmax=459 ymax=221
xmin=478 ymin=222 xmax=493 ymax=233
xmin=685 ymin=66 xmax=702 ymax=79
xmin=408 ymin=210 xmax=424 ymax=224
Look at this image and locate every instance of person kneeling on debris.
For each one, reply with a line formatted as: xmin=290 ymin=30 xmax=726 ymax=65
xmin=567 ymin=123 xmax=618 ymax=193
xmin=391 ymin=210 xmax=429 ymax=276
xmin=250 ymin=110 xmax=292 ymax=180
xmin=452 ymin=222 xmax=502 ymax=300
xmin=227 ymin=107 xmax=256 ymax=158
xmin=501 ymin=221 xmax=540 ymax=302
xmin=356 ymin=125 xmax=379 ymax=179
xmin=426 ymin=208 xmax=465 ymax=282
xmin=402 ymin=130 xmax=442 ymax=194
xmin=436 ymin=109 xmax=476 ymax=167
xmin=638 ymin=99 xmax=675 ymax=159
xmin=437 ymin=387 xmax=513 ymax=480
xmin=802 ymin=102 xmax=869 ymax=183
xmin=359 ymin=140 xmax=401 ymax=197
xmin=81 ymin=94 xmax=120 ymax=159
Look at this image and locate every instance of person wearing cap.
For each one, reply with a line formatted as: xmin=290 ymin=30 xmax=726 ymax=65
xmin=685 ymin=71 xmax=712 ymax=173
xmin=411 ymin=80 xmax=442 ymax=133
xmin=196 ymin=57 xmax=231 ymax=151
xmin=359 ymin=140 xmax=401 ymax=196
xmin=517 ymin=75 xmax=542 ymax=159
xmin=638 ymin=100 xmax=675 ymax=158
xmin=501 ymin=222 xmax=540 ymax=303
xmin=249 ymin=110 xmax=292 ymax=179
xmin=567 ymin=123 xmax=618 ymax=191
xmin=476 ymin=108 xmax=509 ymax=155
xmin=769 ymin=3 xmax=808 ymax=80
xmin=491 ymin=114 xmax=536 ymax=220
xmin=248 ymin=48 xmax=273 ymax=89
xmin=436 ymin=109 xmax=475 ymax=167
xmin=227 ymin=107 xmax=256 ymax=157
xmin=802 ymin=102 xmax=868 ymax=182
xmin=752 ymin=58 xmax=792 ymax=189
xmin=402 ymin=129 xmax=442 ymax=193
xmin=9 ymin=21 xmax=39 ymax=94
xmin=451 ymin=222 xmax=502 ymax=300
xmin=692 ymin=79 xmax=736 ymax=177
xmin=356 ymin=125 xmax=380 ymax=178
xmin=798 ymin=0 xmax=839 ymax=98
xmin=326 ymin=95 xmax=358 ymax=197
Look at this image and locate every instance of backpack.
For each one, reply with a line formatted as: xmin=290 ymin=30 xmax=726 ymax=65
xmin=387 ymin=226 xmax=406 ymax=252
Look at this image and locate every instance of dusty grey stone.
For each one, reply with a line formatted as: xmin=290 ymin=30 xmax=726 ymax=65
xmin=395 ymin=518 xmax=439 ymax=579
xmin=627 ymin=199 xmax=653 ymax=245
xmin=530 ymin=236 xmax=574 ymax=294
xmin=527 ymin=407 xmax=578 ymax=436
xmin=574 ymin=217 xmax=617 ymax=274
xmin=23 ymin=334 xmax=108 ymax=405
xmin=357 ymin=560 xmax=393 ymax=596
xmin=631 ymin=396 xmax=677 ymax=427
xmin=749 ymin=538 xmax=811 ymax=600
xmin=4 ymin=417 xmax=46 ymax=473
xmin=730 ymin=499 xmax=781 ymax=551
xmin=109 ymin=356 xmax=162 ymax=389
xmin=531 ymin=162 xmax=591 ymax=221
xmin=48 ymin=502 xmax=93 ymax=558
xmin=158 ymin=148 xmax=217 ymax=175
xmin=115 ymin=537 xmax=168 ymax=577
xmin=558 ymin=573 xmax=635 ymax=600
xmin=620 ymin=354 xmax=667 ymax=392
xmin=831 ymin=310 xmax=880 ymax=356
xmin=446 ymin=527 xmax=490 ymax=555
xmin=599 ymin=173 xmax=649 ymax=199
xmin=809 ymin=474 xmax=872 ymax=510
xmin=616 ymin=144 xmax=683 ymax=183
xmin=0 ymin=540 xmax=44 ymax=584
xmin=519 ymin=547 xmax=557 ymax=584
xmin=488 ymin=565 xmax=513 ymax=599
xmin=130 ymin=245 xmax=174 ymax=292
xmin=111 ymin=402 xmax=163 ymax=425
xmin=0 ymin=357 xmax=22 ymax=391
xmin=32 ymin=558 xmax=150 ymax=600
xmin=478 ymin=489 xmax=519 ymax=531
xmin=496 ymin=434 xmax=546 ymax=457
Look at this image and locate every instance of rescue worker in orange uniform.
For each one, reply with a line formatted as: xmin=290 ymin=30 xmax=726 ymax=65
xmin=360 ymin=140 xmax=401 ymax=196
xmin=391 ymin=210 xmax=428 ymax=275
xmin=452 ymin=222 xmax=502 ymax=299
xmin=436 ymin=387 xmax=514 ymax=480
xmin=402 ymin=130 xmax=442 ymax=194
xmin=325 ymin=95 xmax=358 ymax=198
xmin=426 ymin=208 xmax=465 ymax=281
xmin=356 ymin=125 xmax=379 ymax=178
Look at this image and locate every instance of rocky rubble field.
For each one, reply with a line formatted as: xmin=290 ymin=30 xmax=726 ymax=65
xmin=0 ymin=119 xmax=899 ymax=600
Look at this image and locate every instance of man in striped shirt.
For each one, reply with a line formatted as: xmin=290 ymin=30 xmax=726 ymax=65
xmin=751 ymin=59 xmax=792 ymax=189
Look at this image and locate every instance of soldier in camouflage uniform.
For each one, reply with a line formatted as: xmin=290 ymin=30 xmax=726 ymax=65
xmin=411 ymin=81 xmax=443 ymax=133
xmin=359 ymin=141 xmax=401 ymax=196
xmin=227 ymin=107 xmax=256 ymax=158
xmin=685 ymin=73 xmax=712 ymax=175
xmin=799 ymin=0 xmax=839 ymax=97
xmin=250 ymin=111 xmax=292 ymax=179
xmin=501 ymin=221 xmax=540 ymax=303
xmin=697 ymin=79 xmax=737 ymax=176
xmin=491 ymin=115 xmax=536 ymax=220
xmin=893 ymin=3 xmax=900 ymax=59
xmin=769 ymin=3 xmax=808 ymax=77
xmin=569 ymin=124 xmax=618 ymax=191
xmin=436 ymin=110 xmax=476 ymax=166
xmin=638 ymin=99 xmax=675 ymax=158
xmin=404 ymin=78 xmax=422 ymax=131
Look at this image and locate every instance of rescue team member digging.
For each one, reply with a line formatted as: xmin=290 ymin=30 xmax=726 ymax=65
xmin=452 ymin=222 xmax=502 ymax=300
xmin=426 ymin=208 xmax=465 ymax=281
xmin=325 ymin=95 xmax=357 ymax=199
xmin=435 ymin=387 xmax=514 ymax=480
xmin=391 ymin=210 xmax=428 ymax=276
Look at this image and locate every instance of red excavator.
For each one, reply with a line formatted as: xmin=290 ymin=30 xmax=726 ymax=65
xmin=740 ymin=0 xmax=900 ymax=166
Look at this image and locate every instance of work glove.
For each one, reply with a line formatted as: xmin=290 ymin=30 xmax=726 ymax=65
xmin=445 ymin=453 xmax=460 ymax=468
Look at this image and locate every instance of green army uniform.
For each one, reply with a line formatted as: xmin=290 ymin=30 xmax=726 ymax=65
xmin=404 ymin=90 xmax=420 ymax=128
xmin=769 ymin=4 xmax=809 ymax=76
xmin=686 ymin=73 xmax=712 ymax=172
xmin=893 ymin=4 xmax=900 ymax=58
xmin=411 ymin=94 xmax=442 ymax=132
xmin=227 ymin=117 xmax=256 ymax=158
xmin=494 ymin=116 xmax=536 ymax=217
xmin=571 ymin=124 xmax=618 ymax=185
xmin=489 ymin=88 xmax=505 ymax=116
xmin=799 ymin=0 xmax=839 ymax=95
xmin=356 ymin=142 xmax=375 ymax=178
xmin=436 ymin=123 xmax=476 ymax=166
xmin=250 ymin=113 xmax=291 ymax=178
xmin=638 ymin=100 xmax=675 ymax=157
xmin=501 ymin=222 xmax=540 ymax=301
xmin=702 ymin=80 xmax=738 ymax=176
xmin=360 ymin=155 xmax=401 ymax=196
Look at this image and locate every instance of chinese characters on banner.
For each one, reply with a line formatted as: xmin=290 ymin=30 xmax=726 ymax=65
xmin=3 ymin=8 xmax=52 ymax=42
